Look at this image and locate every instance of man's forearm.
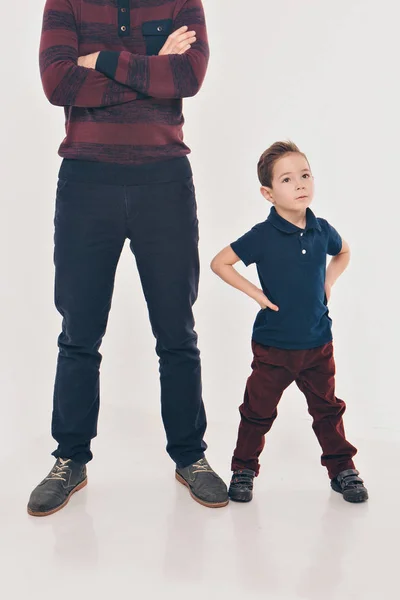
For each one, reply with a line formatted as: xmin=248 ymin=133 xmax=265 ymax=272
xmin=95 ymin=49 xmax=207 ymax=99
xmin=40 ymin=0 xmax=139 ymax=108
xmin=95 ymin=0 xmax=209 ymax=99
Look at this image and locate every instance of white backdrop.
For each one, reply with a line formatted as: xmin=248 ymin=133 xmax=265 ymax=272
xmin=1 ymin=0 xmax=398 ymax=461
xmin=1 ymin=1 xmax=399 ymax=598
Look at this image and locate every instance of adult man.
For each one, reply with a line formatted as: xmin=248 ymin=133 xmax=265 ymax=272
xmin=28 ymin=0 xmax=228 ymax=516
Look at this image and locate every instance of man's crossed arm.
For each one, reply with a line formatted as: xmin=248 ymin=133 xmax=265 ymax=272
xmin=40 ymin=0 xmax=208 ymax=108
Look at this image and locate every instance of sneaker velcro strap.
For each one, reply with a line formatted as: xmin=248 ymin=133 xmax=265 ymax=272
xmin=338 ymin=469 xmax=359 ymax=477
xmin=233 ymin=472 xmax=254 ymax=484
xmin=337 ymin=469 xmax=365 ymax=487
xmin=337 ymin=469 xmax=358 ymax=481
xmin=344 ymin=476 xmax=364 ymax=485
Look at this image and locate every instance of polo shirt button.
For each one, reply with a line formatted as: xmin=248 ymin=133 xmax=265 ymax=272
xmin=121 ymin=25 xmax=126 ymax=31
xmin=300 ymin=233 xmax=304 ymax=236
xmin=302 ymin=249 xmax=307 ymax=254
xmin=157 ymin=26 xmax=164 ymax=31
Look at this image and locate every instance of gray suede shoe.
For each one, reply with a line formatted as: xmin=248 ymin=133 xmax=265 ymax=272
xmin=28 ymin=458 xmax=87 ymax=517
xmin=175 ymin=458 xmax=229 ymax=508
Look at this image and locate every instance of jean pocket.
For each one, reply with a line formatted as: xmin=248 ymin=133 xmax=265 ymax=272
xmin=142 ymin=19 xmax=173 ymax=55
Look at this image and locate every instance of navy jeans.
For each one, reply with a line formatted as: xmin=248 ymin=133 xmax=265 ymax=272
xmin=51 ymin=157 xmax=207 ymax=468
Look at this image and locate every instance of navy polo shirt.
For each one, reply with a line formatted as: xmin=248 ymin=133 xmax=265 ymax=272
xmin=230 ymin=207 xmax=343 ymax=350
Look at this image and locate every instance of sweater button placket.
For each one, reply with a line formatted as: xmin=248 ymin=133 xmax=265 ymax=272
xmin=118 ymin=0 xmax=130 ymax=37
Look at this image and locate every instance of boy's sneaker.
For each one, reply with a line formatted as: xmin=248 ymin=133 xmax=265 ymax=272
xmin=228 ymin=469 xmax=256 ymax=502
xmin=331 ymin=469 xmax=368 ymax=503
xmin=175 ymin=458 xmax=229 ymax=508
xmin=27 ymin=458 xmax=87 ymax=517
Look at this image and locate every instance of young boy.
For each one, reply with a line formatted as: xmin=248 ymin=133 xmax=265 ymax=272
xmin=211 ymin=141 xmax=368 ymax=504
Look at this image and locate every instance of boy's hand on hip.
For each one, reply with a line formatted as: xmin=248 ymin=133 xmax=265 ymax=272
xmin=159 ymin=26 xmax=197 ymax=55
xmin=78 ymin=52 xmax=100 ymax=69
xmin=254 ymin=289 xmax=279 ymax=311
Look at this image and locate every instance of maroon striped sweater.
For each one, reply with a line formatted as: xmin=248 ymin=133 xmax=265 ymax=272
xmin=39 ymin=0 xmax=209 ymax=165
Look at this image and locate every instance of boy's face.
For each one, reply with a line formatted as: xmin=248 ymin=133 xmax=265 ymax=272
xmin=261 ymin=153 xmax=314 ymax=213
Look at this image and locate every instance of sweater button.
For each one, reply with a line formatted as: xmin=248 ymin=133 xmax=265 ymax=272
xmin=121 ymin=26 xmax=127 ymax=32
xmin=302 ymin=249 xmax=307 ymax=254
xmin=121 ymin=7 xmax=126 ymax=12
xmin=157 ymin=26 xmax=163 ymax=31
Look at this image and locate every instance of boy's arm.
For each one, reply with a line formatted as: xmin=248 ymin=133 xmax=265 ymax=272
xmin=39 ymin=0 xmax=140 ymax=107
xmin=325 ymin=239 xmax=351 ymax=301
xmin=210 ymin=246 xmax=279 ymax=311
xmin=94 ymin=0 xmax=209 ymax=99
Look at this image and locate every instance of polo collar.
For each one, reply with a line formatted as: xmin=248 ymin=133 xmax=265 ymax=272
xmin=267 ymin=206 xmax=322 ymax=234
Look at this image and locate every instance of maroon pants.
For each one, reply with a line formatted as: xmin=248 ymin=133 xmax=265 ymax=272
xmin=232 ymin=341 xmax=357 ymax=479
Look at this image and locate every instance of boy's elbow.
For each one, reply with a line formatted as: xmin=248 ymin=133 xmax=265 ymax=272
xmin=210 ymin=257 xmax=221 ymax=274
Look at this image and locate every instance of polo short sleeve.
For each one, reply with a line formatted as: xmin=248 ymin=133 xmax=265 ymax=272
xmin=319 ymin=219 xmax=342 ymax=256
xmin=230 ymin=226 xmax=263 ymax=266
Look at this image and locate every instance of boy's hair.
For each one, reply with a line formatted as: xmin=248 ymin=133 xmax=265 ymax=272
xmin=257 ymin=141 xmax=309 ymax=188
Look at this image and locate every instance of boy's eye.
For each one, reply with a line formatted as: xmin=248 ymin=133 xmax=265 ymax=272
xmin=302 ymin=173 xmax=310 ymax=179
xmin=282 ymin=177 xmax=290 ymax=183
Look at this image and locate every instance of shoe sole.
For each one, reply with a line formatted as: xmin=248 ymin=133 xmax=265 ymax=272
xmin=331 ymin=480 xmax=368 ymax=503
xmin=27 ymin=478 xmax=88 ymax=517
xmin=228 ymin=493 xmax=252 ymax=503
xmin=175 ymin=472 xmax=229 ymax=508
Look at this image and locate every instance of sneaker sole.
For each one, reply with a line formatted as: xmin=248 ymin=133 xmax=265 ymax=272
xmin=228 ymin=493 xmax=253 ymax=503
xmin=27 ymin=478 xmax=88 ymax=517
xmin=175 ymin=472 xmax=229 ymax=508
xmin=331 ymin=480 xmax=368 ymax=503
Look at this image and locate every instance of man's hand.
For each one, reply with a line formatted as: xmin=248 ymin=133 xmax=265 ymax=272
xmin=253 ymin=289 xmax=279 ymax=311
xmin=78 ymin=52 xmax=100 ymax=69
xmin=159 ymin=26 xmax=197 ymax=55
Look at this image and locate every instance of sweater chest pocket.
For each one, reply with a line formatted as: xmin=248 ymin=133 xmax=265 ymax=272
xmin=142 ymin=19 xmax=173 ymax=55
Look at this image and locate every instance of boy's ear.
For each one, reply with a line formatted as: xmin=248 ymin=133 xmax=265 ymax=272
xmin=260 ymin=186 xmax=273 ymax=203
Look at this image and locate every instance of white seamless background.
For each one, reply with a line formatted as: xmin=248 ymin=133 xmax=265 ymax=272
xmin=0 ymin=1 xmax=398 ymax=599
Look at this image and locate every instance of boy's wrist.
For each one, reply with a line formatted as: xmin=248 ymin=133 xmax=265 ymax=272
xmin=250 ymin=288 xmax=264 ymax=301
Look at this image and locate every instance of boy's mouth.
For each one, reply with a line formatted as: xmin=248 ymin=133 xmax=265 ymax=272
xmin=296 ymin=195 xmax=308 ymax=200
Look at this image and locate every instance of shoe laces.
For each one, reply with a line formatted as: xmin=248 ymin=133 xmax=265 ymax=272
xmin=192 ymin=458 xmax=213 ymax=474
xmin=45 ymin=458 xmax=71 ymax=482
